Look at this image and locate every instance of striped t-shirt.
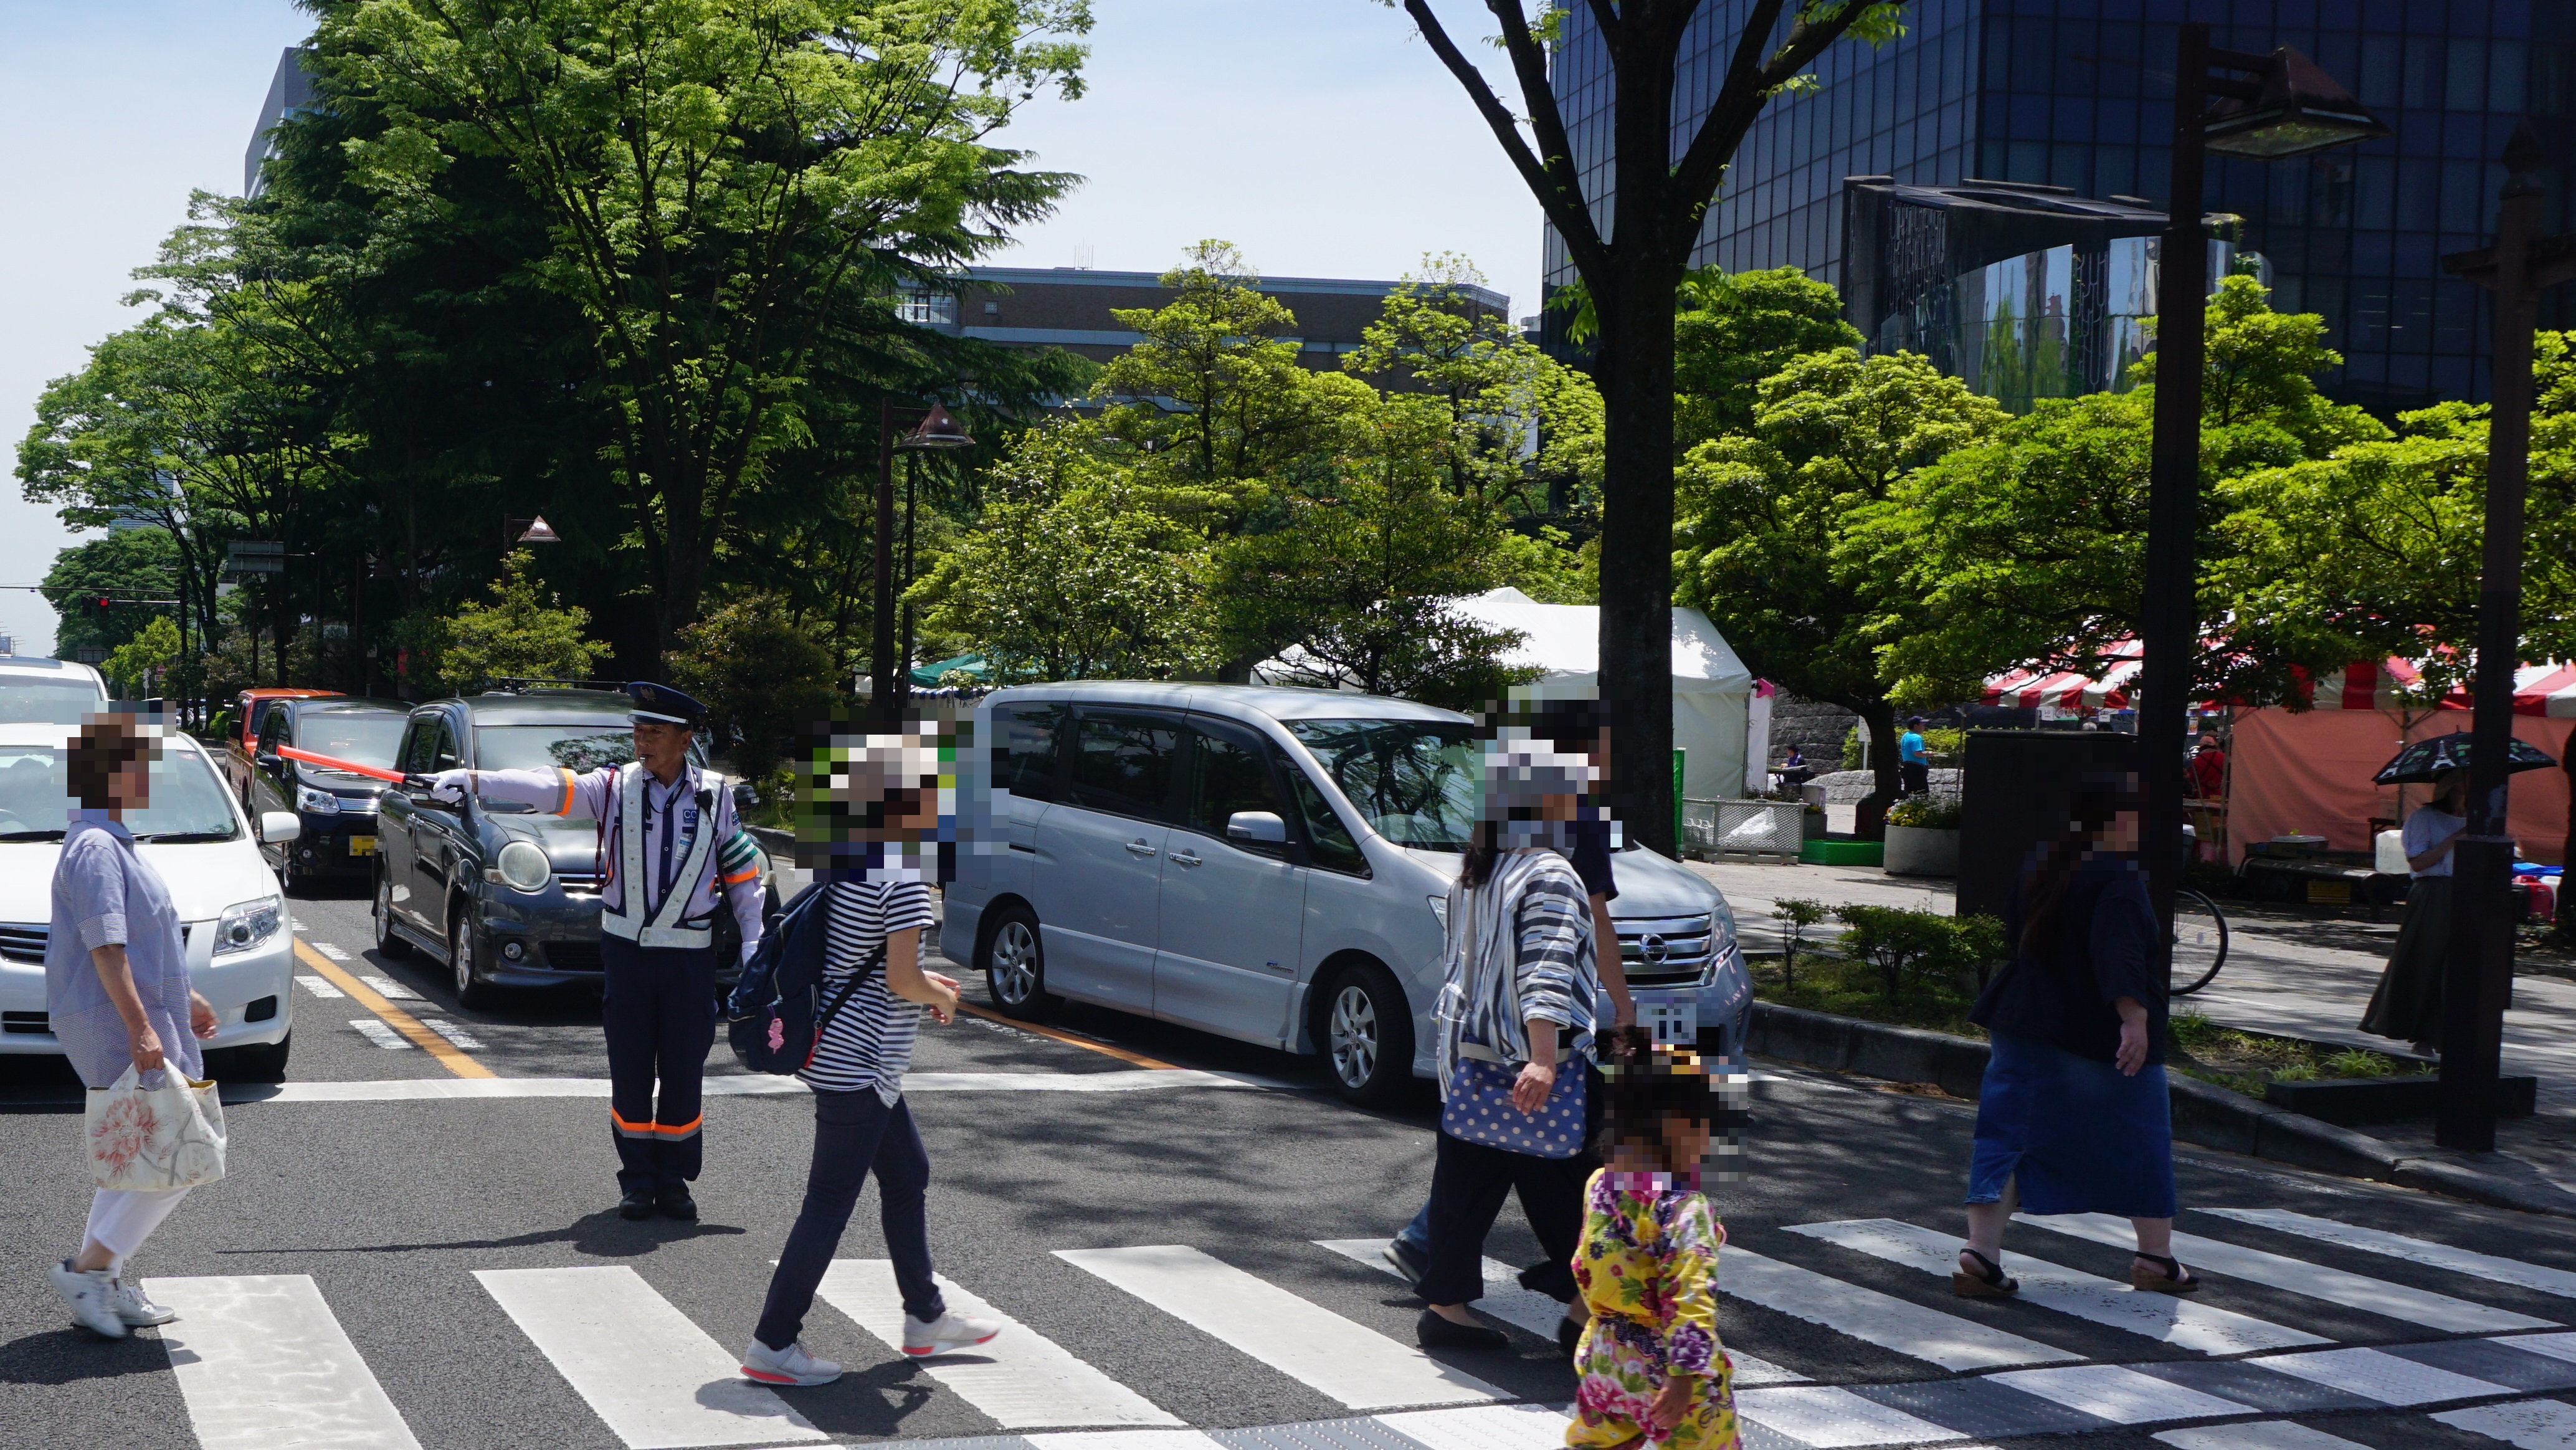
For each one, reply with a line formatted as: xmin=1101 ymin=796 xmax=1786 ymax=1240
xmin=799 ymin=878 xmax=937 ymax=1104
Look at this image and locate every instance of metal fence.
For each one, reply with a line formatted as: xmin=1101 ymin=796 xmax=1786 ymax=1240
xmin=1681 ymin=799 xmax=1806 ymax=859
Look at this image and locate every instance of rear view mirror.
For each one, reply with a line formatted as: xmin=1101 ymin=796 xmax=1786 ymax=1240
xmin=1225 ymin=810 xmax=1287 ymax=844
xmin=255 ymin=753 xmax=280 ymax=768
xmin=259 ymin=811 xmax=302 ymax=844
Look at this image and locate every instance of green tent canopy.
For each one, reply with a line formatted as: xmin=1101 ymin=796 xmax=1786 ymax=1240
xmin=909 ymin=653 xmax=991 ymax=687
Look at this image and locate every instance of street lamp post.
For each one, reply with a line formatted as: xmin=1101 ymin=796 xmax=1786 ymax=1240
xmin=2436 ymin=124 xmax=2576 ymax=1151
xmin=872 ymin=402 xmax=975 ymax=727
xmin=2141 ymin=26 xmax=2387 ymax=980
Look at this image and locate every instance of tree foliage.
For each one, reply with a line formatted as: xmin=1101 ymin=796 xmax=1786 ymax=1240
xmin=665 ymin=594 xmax=842 ymax=787
xmin=103 ymin=617 xmax=184 ymax=700
xmin=1671 ymin=264 xmax=1865 ymax=449
xmin=427 ymin=550 xmax=611 ymax=694
xmin=42 ymin=531 xmax=180 ymax=661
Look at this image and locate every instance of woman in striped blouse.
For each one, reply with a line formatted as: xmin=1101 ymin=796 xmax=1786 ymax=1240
xmin=741 ymin=733 xmax=999 ymax=1389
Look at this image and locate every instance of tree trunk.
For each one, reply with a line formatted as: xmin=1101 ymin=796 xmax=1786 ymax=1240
xmin=1595 ymin=274 xmax=1681 ymax=854
xmin=1855 ymin=699 xmax=1902 ymax=842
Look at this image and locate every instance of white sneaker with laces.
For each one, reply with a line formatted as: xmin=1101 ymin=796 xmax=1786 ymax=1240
xmin=109 ymin=1279 xmax=178 ymax=1327
xmin=739 ymin=1338 xmax=842 ymax=1386
xmin=902 ymin=1309 xmax=1000 ymax=1357
xmin=48 ymin=1260 xmax=127 ymax=1339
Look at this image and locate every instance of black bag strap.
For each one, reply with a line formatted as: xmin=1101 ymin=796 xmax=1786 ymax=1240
xmin=806 ymin=946 xmax=888 ymax=1045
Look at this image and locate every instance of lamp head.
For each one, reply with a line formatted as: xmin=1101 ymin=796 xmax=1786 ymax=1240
xmin=899 ymin=403 xmax=976 ymax=451
xmin=2203 ymin=47 xmax=2390 ymax=159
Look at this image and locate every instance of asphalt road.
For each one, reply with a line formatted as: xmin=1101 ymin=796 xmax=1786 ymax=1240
xmin=4 ymin=881 xmax=2575 ymax=1450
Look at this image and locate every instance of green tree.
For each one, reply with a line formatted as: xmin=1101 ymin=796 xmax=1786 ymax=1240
xmin=318 ymin=0 xmax=1093 ymax=651
xmin=1387 ymin=0 xmax=1905 ymax=851
xmin=42 ymin=531 xmax=180 ymax=661
xmin=664 ymin=595 xmax=842 ymax=788
xmin=1671 ymin=264 xmax=1864 ymax=449
xmin=1675 ymin=348 xmax=2007 ymax=834
xmin=103 ymin=616 xmax=184 ymax=700
xmin=1860 ymin=275 xmax=2389 ymax=708
xmin=432 ymin=550 xmax=611 ymax=693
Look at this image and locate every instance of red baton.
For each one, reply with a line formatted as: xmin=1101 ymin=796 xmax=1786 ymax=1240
xmin=275 ymin=744 xmax=411 ymax=785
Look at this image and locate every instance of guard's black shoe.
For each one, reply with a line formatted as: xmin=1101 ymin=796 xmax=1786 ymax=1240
xmin=1415 ymin=1309 xmax=1508 ymax=1350
xmin=619 ymin=1189 xmax=657 ymax=1221
xmin=658 ymin=1185 xmax=698 ymax=1221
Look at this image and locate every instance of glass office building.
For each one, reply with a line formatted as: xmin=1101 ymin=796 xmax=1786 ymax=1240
xmin=1542 ymin=1 xmax=2575 ymax=411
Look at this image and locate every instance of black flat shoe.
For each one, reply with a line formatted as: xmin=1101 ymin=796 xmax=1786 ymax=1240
xmin=657 ymin=1185 xmax=698 ymax=1221
xmin=1416 ymin=1310 xmax=1508 ymax=1350
xmin=619 ymin=1189 xmax=656 ymax=1221
xmin=1556 ymin=1315 xmax=1584 ymax=1360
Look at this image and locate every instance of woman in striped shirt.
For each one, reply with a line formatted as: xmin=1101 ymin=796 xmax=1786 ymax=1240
xmin=741 ymin=735 xmax=998 ymax=1389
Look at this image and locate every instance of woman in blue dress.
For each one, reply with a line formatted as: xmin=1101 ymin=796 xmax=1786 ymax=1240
xmin=1952 ymin=769 xmax=2197 ymax=1298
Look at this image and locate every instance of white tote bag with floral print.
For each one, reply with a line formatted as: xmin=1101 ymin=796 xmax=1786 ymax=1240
xmin=85 ymin=1066 xmax=227 ymax=1191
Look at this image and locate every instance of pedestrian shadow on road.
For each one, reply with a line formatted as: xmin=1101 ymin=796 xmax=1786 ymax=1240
xmin=753 ymin=1355 xmax=937 ymax=1438
xmin=0 ymin=1326 xmax=178 ymax=1385
xmin=211 ymin=1207 xmax=747 ymax=1259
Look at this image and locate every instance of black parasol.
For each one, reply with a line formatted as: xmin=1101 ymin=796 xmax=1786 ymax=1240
xmin=2372 ymin=731 xmax=2558 ymax=786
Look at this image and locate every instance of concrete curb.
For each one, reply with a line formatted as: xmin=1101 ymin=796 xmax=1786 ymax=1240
xmin=1747 ymin=1000 xmax=2576 ymax=1218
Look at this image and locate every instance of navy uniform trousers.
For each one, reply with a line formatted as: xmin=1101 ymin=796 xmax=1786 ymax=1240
xmin=599 ymin=933 xmax=719 ymax=1193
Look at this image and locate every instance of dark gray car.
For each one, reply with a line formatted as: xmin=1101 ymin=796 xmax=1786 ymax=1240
xmin=242 ymin=696 xmax=409 ymax=896
xmin=370 ymin=689 xmax=756 ymax=1009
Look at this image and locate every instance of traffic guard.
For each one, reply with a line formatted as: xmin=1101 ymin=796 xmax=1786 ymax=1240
xmin=426 ymin=682 xmax=765 ymax=1219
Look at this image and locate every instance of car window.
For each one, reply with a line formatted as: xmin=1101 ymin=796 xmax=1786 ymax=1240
xmin=994 ymin=704 xmax=1065 ymax=803
xmin=1285 ymin=719 xmax=1481 ymax=850
xmin=1065 ymin=712 xmax=1181 ymax=821
xmin=0 ymin=677 xmax=112 ymax=725
xmin=1182 ymin=722 xmax=1290 ymax=857
xmin=256 ymin=705 xmax=290 ymax=753
xmin=432 ymin=718 xmax=463 ymax=772
xmin=470 ymin=723 xmax=634 ymax=773
xmin=397 ymin=720 xmax=437 ymax=775
xmin=1285 ymin=765 xmax=1367 ymax=875
xmin=298 ymin=715 xmax=405 ymax=770
xmin=0 ymin=743 xmax=239 ymax=842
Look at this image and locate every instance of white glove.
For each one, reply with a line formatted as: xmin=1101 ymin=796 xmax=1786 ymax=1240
xmin=425 ymin=770 xmax=469 ymax=804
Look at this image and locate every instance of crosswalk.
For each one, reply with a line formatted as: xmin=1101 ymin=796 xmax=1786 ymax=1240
xmin=108 ymin=1206 xmax=2576 ymax=1450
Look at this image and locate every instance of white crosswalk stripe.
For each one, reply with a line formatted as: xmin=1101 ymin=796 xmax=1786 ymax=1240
xmin=417 ymin=1018 xmax=486 ymax=1051
xmin=2255 ymin=1346 xmax=2511 ymax=1406
xmin=1315 ymin=1236 xmax=1808 ymax=1386
xmin=810 ymin=1259 xmax=1182 ymax=1428
xmin=1732 ymin=1384 xmax=1967 ymax=1446
xmin=310 ymin=941 xmax=354 ymax=960
xmin=2200 ymin=1207 xmax=2576 ymax=1301
xmin=1375 ymin=1403 xmax=1576 ymax=1450
xmin=475 ymin=1266 xmax=829 ymax=1448
xmin=1056 ymin=1244 xmax=1503 ymax=1409
xmin=1787 ymin=1218 xmax=2331 ymax=1355
xmin=1721 ymin=1243 xmax=2076 ymax=1373
xmin=1984 ymin=1363 xmax=2246 ymax=1424
xmin=2154 ymin=1423 xmax=2378 ymax=1449
xmin=2435 ymin=1397 xmax=2576 ymax=1448
xmin=2025 ymin=1211 xmax=2556 ymax=1333
xmin=145 ymin=1275 xmax=422 ymax=1450
xmin=292 ymin=972 xmax=346 ymax=998
xmin=349 ymin=1018 xmax=414 ymax=1049
xmin=359 ymin=972 xmax=423 ymax=1000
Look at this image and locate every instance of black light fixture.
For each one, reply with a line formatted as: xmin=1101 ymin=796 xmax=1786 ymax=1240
xmin=2202 ymin=47 xmax=2392 ymax=159
xmin=900 ymin=403 xmax=976 ymax=452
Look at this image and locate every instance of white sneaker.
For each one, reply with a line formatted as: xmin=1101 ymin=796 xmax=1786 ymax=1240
xmin=108 ymin=1279 xmax=178 ymax=1327
xmin=48 ymin=1260 xmax=127 ymax=1339
xmin=739 ymin=1338 xmax=842 ymax=1386
xmin=902 ymin=1309 xmax=1000 ymax=1357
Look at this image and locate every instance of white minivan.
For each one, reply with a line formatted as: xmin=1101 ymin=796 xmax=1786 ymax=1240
xmin=942 ymin=682 xmax=1750 ymax=1103
xmin=0 ymin=724 xmax=301 ymax=1081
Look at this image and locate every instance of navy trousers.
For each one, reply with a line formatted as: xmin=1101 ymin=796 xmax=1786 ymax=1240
xmin=599 ymin=934 xmax=718 ymax=1194
xmin=754 ymin=1090 xmax=944 ymax=1352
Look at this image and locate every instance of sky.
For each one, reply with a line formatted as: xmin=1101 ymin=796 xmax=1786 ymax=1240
xmin=0 ymin=0 xmax=1542 ymax=658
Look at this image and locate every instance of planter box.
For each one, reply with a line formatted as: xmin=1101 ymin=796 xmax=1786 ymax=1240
xmin=2265 ymin=1073 xmax=2537 ymax=1127
xmin=1800 ymin=839 xmax=1884 ymax=867
xmin=1884 ymin=825 xmax=1959 ymax=877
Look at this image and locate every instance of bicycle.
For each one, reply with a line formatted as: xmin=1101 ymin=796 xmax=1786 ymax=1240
xmin=2168 ymin=887 xmax=2232 ymax=996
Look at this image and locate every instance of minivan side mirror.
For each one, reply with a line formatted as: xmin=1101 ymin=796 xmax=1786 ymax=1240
xmin=259 ymin=811 xmax=302 ymax=844
xmin=1225 ymin=810 xmax=1287 ymax=844
xmin=255 ymin=752 xmax=280 ymax=769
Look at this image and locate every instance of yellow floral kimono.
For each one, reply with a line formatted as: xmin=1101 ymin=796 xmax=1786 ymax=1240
xmin=1566 ymin=1168 xmax=1739 ymax=1449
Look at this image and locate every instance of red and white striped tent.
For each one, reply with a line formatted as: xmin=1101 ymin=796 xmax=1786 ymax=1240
xmin=1982 ymin=648 xmax=2576 ymax=718
xmin=1980 ymin=640 xmax=2146 ymax=711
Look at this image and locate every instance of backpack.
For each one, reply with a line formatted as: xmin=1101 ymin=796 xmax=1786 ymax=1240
xmin=726 ymin=882 xmax=885 ymax=1076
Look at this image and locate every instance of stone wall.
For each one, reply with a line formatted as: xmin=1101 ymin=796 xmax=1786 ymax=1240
xmin=1767 ymin=689 xmax=1858 ymax=767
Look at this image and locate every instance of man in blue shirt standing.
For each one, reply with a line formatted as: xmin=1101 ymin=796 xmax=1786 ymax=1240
xmin=1899 ymin=715 xmax=1931 ymax=798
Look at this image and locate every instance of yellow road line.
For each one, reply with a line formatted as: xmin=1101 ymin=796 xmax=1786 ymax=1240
xmin=293 ymin=938 xmax=494 ymax=1079
xmin=956 ymin=1001 xmax=1181 ymax=1071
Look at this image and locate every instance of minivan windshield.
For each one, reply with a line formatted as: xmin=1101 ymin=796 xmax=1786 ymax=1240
xmin=0 ymin=742 xmax=240 ymax=842
xmin=473 ymin=724 xmax=638 ymax=773
xmin=297 ymin=715 xmax=406 ymax=770
xmin=1285 ymin=719 xmax=1480 ymax=850
xmin=0 ymin=677 xmax=110 ymax=725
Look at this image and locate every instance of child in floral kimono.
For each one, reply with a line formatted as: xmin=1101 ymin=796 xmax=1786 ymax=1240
xmin=1567 ymin=1026 xmax=1738 ymax=1450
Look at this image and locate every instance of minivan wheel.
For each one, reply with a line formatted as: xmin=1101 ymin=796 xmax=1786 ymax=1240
xmin=1319 ymin=962 xmax=1414 ymax=1107
xmin=979 ymin=906 xmax=1060 ymax=1021
xmin=449 ymin=902 xmax=497 ymax=1011
xmin=373 ymin=869 xmax=412 ymax=960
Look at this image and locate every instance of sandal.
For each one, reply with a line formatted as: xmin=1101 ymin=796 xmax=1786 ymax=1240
xmin=2132 ymin=1252 xmax=2201 ymax=1294
xmin=1951 ymin=1247 xmax=2018 ymax=1299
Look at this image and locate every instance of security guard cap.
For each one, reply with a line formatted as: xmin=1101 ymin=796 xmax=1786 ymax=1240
xmin=627 ymin=681 xmax=706 ymax=730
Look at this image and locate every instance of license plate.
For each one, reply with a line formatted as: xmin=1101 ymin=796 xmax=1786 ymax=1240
xmin=1633 ymin=994 xmax=1697 ymax=1047
xmin=348 ymin=836 xmax=376 ymax=857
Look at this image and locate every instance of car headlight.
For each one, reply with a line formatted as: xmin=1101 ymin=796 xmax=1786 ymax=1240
xmin=1427 ymin=893 xmax=1450 ymax=927
xmin=214 ymin=896 xmax=284 ymax=956
xmin=297 ymin=785 xmax=340 ymax=814
xmin=495 ymin=840 xmax=552 ymax=894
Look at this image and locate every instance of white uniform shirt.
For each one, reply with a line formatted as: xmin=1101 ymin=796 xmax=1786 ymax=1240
xmin=452 ymin=762 xmax=765 ymax=953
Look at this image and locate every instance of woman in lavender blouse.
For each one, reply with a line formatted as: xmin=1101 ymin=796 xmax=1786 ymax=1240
xmin=44 ymin=715 xmax=218 ymax=1340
